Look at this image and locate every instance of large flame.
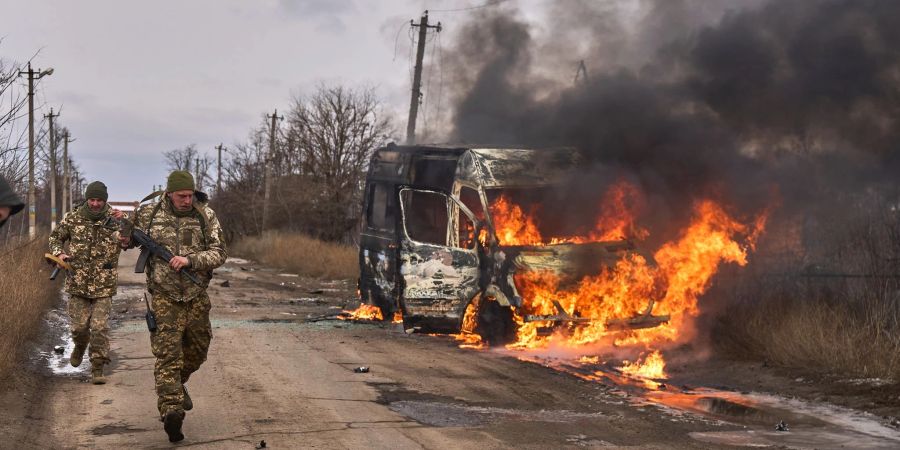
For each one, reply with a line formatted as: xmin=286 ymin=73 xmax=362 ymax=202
xmin=493 ymin=180 xmax=767 ymax=354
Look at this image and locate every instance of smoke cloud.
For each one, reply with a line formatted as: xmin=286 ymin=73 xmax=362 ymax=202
xmin=439 ymin=0 xmax=900 ymax=241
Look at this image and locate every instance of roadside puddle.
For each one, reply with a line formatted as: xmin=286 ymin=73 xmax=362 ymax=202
xmin=39 ymin=308 xmax=85 ymax=376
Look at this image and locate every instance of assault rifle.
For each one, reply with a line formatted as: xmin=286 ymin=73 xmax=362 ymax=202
xmin=131 ymin=227 xmax=202 ymax=286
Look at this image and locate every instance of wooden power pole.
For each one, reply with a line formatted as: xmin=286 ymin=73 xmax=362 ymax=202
xmin=18 ymin=62 xmax=53 ymax=237
xmin=62 ymin=131 xmax=73 ymax=216
xmin=263 ymin=110 xmax=282 ymax=232
xmin=405 ymin=11 xmax=441 ymax=145
xmin=44 ymin=108 xmax=60 ymax=229
xmin=216 ymin=143 xmax=225 ymax=197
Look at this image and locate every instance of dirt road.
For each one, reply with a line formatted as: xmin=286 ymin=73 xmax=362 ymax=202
xmin=3 ymin=250 xmax=900 ymax=449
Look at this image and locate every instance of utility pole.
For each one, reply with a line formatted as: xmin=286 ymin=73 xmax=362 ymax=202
xmin=263 ymin=110 xmax=282 ymax=232
xmin=62 ymin=132 xmax=73 ymax=215
xmin=44 ymin=108 xmax=60 ymax=230
xmin=216 ymin=143 xmax=225 ymax=197
xmin=18 ymin=62 xmax=54 ymax=237
xmin=406 ymin=11 xmax=441 ymax=145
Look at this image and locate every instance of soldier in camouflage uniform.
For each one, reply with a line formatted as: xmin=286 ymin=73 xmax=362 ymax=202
xmin=122 ymin=171 xmax=226 ymax=443
xmin=0 ymin=174 xmax=25 ymax=228
xmin=48 ymin=181 xmax=125 ymax=385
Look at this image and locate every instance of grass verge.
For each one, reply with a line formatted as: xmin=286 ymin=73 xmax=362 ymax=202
xmin=714 ymin=268 xmax=900 ymax=381
xmin=232 ymin=231 xmax=358 ymax=279
xmin=0 ymin=234 xmax=59 ymax=379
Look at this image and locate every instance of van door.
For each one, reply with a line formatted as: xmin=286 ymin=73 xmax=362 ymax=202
xmin=397 ymin=187 xmax=481 ymax=327
xmin=359 ymin=181 xmax=400 ymax=317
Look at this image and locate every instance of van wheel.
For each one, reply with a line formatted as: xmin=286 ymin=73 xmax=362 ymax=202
xmin=475 ymin=299 xmax=516 ymax=346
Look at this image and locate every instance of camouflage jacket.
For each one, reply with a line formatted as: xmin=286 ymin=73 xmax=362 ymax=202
xmin=130 ymin=197 xmax=226 ymax=302
xmin=48 ymin=209 xmax=122 ymax=298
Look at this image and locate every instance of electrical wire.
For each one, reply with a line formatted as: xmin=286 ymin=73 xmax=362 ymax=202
xmin=429 ymin=0 xmax=511 ymax=13
xmin=391 ymin=18 xmax=410 ymax=62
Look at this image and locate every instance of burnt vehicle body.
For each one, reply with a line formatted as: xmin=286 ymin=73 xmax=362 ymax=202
xmin=358 ymin=144 xmax=657 ymax=343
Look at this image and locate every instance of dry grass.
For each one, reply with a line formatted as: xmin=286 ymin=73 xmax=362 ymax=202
xmin=0 ymin=234 xmax=60 ymax=379
xmin=232 ymin=231 xmax=358 ymax=280
xmin=717 ymin=288 xmax=900 ymax=380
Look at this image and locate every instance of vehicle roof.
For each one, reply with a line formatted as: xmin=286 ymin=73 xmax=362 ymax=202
xmin=369 ymin=143 xmax=580 ymax=188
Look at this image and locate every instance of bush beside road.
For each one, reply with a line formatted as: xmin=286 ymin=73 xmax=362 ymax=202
xmin=0 ymin=235 xmax=59 ymax=379
xmin=231 ymin=231 xmax=358 ymax=280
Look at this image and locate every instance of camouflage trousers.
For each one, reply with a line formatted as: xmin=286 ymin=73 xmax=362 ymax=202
xmin=150 ymin=292 xmax=212 ymax=417
xmin=67 ymin=295 xmax=111 ymax=366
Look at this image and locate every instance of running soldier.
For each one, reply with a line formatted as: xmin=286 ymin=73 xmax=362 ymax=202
xmin=121 ymin=171 xmax=226 ymax=443
xmin=48 ymin=181 xmax=125 ymax=384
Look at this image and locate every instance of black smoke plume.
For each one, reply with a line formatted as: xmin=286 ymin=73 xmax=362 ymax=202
xmin=441 ymin=0 xmax=900 ymax=243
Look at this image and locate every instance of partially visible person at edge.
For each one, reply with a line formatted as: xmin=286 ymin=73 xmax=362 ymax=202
xmin=48 ymin=181 xmax=125 ymax=385
xmin=0 ymin=175 xmax=25 ymax=228
xmin=119 ymin=171 xmax=226 ymax=443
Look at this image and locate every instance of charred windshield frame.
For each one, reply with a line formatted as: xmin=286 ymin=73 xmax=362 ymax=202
xmin=398 ymin=187 xmax=480 ymax=251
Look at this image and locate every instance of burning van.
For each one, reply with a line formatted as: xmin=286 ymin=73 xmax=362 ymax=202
xmin=358 ymin=144 xmax=668 ymax=345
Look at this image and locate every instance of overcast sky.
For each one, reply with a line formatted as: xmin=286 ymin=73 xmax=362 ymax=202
xmin=0 ymin=0 xmax=517 ymax=202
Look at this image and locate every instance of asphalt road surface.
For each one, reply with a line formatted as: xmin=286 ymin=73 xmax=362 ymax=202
xmin=3 ymin=250 xmax=900 ymax=449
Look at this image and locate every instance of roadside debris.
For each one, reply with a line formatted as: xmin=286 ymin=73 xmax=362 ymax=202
xmin=354 ymin=366 xmax=370 ymax=373
xmin=308 ymin=289 xmax=325 ymax=294
xmin=53 ymin=345 xmax=64 ymax=354
xmin=256 ymin=439 xmax=267 ymax=449
xmin=775 ymin=420 xmax=789 ymax=431
xmin=220 ymin=280 xmax=231 ymax=287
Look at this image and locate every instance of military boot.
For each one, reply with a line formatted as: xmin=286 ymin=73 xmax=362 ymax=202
xmin=182 ymin=385 xmax=193 ymax=411
xmin=91 ymin=365 xmax=107 ymax=385
xmin=70 ymin=344 xmax=86 ymax=367
xmin=163 ymin=409 xmax=185 ymax=442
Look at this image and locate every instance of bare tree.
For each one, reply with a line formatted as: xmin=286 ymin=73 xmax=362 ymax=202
xmin=213 ymin=84 xmax=395 ymax=241
xmin=286 ymin=85 xmax=392 ymax=197
xmin=282 ymin=84 xmax=394 ymax=240
xmin=0 ymin=51 xmax=28 ymax=183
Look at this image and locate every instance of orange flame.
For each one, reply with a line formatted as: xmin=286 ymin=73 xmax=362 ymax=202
xmin=490 ymin=195 xmax=546 ymax=246
xmin=589 ymin=180 xmax=649 ymax=241
xmin=620 ymin=350 xmax=667 ymax=379
xmin=453 ymin=297 xmax=485 ymax=349
xmin=341 ymin=304 xmax=384 ymax=321
xmin=490 ymin=180 xmax=767 ymax=356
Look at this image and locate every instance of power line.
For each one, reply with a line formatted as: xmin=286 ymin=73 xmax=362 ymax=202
xmin=429 ymin=0 xmax=511 ymax=13
xmin=391 ymin=18 xmax=409 ymax=62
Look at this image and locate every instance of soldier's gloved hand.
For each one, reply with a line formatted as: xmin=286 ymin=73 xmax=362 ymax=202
xmin=118 ymin=235 xmax=131 ymax=248
xmin=170 ymin=256 xmax=191 ymax=271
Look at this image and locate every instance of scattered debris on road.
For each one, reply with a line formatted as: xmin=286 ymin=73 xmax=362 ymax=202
xmin=775 ymin=420 xmax=789 ymax=431
xmin=53 ymin=345 xmax=64 ymax=354
xmin=354 ymin=366 xmax=370 ymax=373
